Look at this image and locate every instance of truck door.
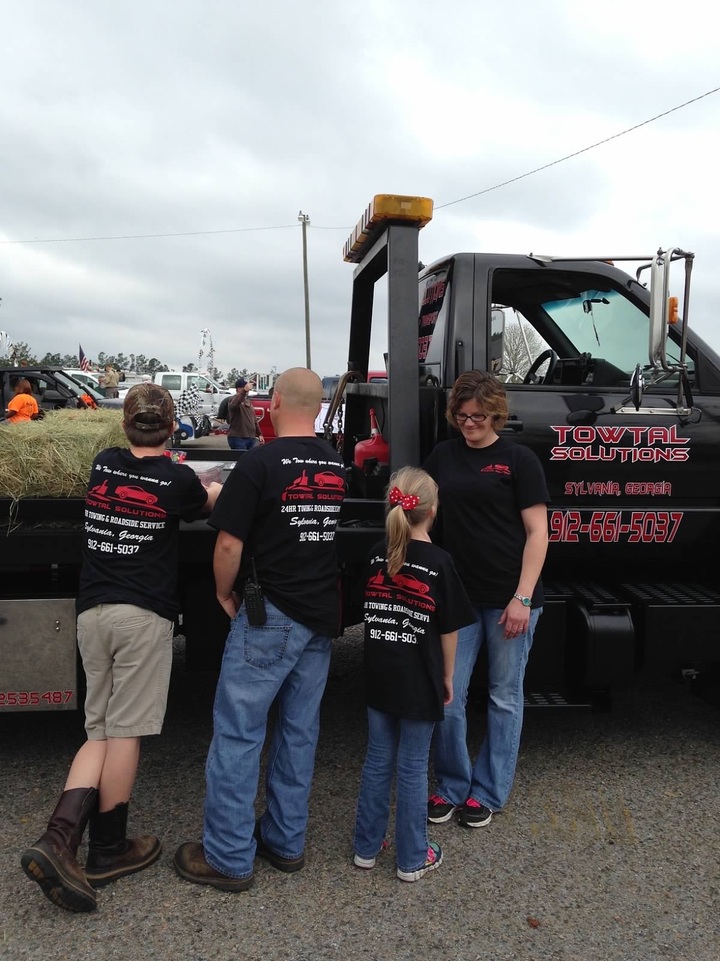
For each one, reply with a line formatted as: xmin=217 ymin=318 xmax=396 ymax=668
xmin=479 ymin=259 xmax=720 ymax=581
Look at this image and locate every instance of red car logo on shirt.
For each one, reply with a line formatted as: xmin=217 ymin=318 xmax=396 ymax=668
xmin=390 ymin=573 xmax=430 ymax=595
xmin=115 ymin=485 xmax=159 ymax=506
xmin=481 ymin=463 xmax=511 ymax=476
xmin=314 ymin=471 xmax=345 ymax=489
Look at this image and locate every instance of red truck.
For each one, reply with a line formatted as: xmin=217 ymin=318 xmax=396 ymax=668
xmin=246 ymin=373 xmax=387 ymax=443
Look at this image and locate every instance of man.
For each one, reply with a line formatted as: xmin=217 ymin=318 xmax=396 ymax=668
xmin=101 ymin=365 xmax=120 ymax=399
xmin=217 ymin=377 xmax=263 ymax=450
xmin=174 ymin=368 xmax=347 ymax=892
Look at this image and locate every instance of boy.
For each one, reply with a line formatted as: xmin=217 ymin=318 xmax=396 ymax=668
xmin=21 ymin=383 xmax=221 ymax=912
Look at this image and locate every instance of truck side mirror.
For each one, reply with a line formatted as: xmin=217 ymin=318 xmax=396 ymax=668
xmin=490 ymin=308 xmax=505 ymax=373
xmin=630 ymin=364 xmax=644 ymax=411
xmin=648 ymin=250 xmax=673 ymax=370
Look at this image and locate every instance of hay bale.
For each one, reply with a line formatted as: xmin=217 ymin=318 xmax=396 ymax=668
xmin=0 ymin=409 xmax=128 ymax=500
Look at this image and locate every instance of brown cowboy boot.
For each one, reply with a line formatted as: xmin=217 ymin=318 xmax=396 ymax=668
xmin=84 ymin=802 xmax=161 ymax=887
xmin=21 ymin=787 xmax=98 ymax=912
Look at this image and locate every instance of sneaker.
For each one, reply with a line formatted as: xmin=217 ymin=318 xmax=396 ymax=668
xmin=427 ymin=794 xmax=458 ymax=824
xmin=457 ymin=798 xmax=493 ymax=828
xmin=353 ymin=838 xmax=391 ymax=870
xmin=397 ymin=841 xmax=443 ymax=882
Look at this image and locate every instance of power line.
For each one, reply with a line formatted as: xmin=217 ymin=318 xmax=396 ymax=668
xmin=436 ymin=84 xmax=720 ymax=209
xmin=1 ymin=85 xmax=717 ymax=245
xmin=0 ymin=223 xmax=300 ymax=245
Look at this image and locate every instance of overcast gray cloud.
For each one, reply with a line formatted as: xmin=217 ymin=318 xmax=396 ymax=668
xmin=2 ymin=0 xmax=719 ymax=378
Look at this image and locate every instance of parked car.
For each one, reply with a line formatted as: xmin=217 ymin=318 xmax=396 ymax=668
xmin=120 ymin=371 xmax=232 ymax=418
xmin=63 ymin=369 xmax=105 ymax=394
xmin=0 ymin=366 xmax=123 ymax=415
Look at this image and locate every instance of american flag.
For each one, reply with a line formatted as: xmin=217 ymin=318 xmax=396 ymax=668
xmin=79 ymin=344 xmax=90 ymax=372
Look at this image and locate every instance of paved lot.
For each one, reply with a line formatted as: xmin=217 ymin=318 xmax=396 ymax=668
xmin=2 ymin=630 xmax=719 ymax=961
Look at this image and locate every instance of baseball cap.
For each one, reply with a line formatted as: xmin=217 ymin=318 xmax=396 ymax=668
xmin=235 ymin=378 xmax=248 ymax=388
xmin=123 ymin=383 xmax=174 ymax=431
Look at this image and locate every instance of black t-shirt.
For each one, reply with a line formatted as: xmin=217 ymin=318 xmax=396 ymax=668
xmin=208 ymin=437 xmax=347 ymax=636
xmin=423 ymin=435 xmax=550 ymax=608
xmin=363 ymin=539 xmax=475 ymax=721
xmin=77 ymin=447 xmax=209 ymax=621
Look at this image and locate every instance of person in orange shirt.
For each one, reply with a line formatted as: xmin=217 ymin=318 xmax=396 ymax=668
xmin=5 ymin=379 xmax=43 ymax=423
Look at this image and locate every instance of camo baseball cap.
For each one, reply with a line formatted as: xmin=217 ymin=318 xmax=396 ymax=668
xmin=123 ymin=382 xmax=175 ymax=431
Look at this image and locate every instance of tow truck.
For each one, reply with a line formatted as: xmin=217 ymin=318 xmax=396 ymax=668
xmin=3 ymin=196 xmax=720 ymax=712
xmin=328 ymin=194 xmax=720 ymax=700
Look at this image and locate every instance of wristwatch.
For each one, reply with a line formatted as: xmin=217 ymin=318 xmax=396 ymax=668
xmin=512 ymin=593 xmax=532 ymax=607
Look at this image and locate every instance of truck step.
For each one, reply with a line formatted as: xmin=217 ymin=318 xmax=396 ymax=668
xmin=524 ymin=690 xmax=595 ymax=709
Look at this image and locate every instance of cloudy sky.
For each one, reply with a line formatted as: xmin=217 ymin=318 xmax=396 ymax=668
xmin=2 ymin=0 xmax=719 ymax=380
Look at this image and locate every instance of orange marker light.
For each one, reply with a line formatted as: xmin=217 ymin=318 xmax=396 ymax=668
xmin=343 ymin=195 xmax=433 ymax=263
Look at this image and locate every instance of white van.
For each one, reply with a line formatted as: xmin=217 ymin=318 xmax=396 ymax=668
xmin=119 ymin=371 xmax=232 ymax=417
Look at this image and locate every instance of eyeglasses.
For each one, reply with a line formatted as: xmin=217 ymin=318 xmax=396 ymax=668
xmin=455 ymin=412 xmax=488 ymax=425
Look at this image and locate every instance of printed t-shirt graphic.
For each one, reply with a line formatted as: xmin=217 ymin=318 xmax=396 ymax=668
xmin=209 ymin=437 xmax=347 ymax=636
xmin=77 ymin=447 xmax=208 ymax=621
xmin=363 ymin=539 xmax=474 ymax=721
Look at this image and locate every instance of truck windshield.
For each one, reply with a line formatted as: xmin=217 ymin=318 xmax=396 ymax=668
xmin=541 ymin=287 xmax=690 ymax=380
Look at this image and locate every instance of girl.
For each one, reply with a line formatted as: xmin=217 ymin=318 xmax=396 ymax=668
xmin=353 ymin=467 xmax=474 ymax=882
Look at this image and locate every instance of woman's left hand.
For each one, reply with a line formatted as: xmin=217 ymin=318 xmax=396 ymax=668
xmin=499 ymin=600 xmax=529 ymax=639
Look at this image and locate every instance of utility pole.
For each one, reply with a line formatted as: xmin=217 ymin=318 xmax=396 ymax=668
xmin=298 ymin=211 xmax=311 ymax=368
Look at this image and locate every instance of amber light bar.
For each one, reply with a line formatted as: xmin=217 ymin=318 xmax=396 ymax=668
xmin=343 ymin=194 xmax=433 ymax=263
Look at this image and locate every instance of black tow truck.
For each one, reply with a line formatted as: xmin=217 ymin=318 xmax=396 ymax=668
xmin=3 ymin=196 xmax=720 ymax=712
xmin=328 ymin=195 xmax=720 ymax=702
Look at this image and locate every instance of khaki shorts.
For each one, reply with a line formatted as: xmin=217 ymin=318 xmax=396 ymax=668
xmin=77 ymin=604 xmax=174 ymax=739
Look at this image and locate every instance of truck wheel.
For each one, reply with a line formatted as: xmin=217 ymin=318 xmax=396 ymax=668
xmin=178 ymin=427 xmax=191 ymax=441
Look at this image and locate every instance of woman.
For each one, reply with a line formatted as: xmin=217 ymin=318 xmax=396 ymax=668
xmin=423 ymin=370 xmax=549 ymax=828
xmin=5 ymin=379 xmax=42 ymax=423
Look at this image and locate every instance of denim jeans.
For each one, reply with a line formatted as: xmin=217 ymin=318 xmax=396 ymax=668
xmin=432 ymin=605 xmax=542 ymax=812
xmin=354 ymin=708 xmax=435 ymax=873
xmin=227 ymin=436 xmax=258 ymax=451
xmin=202 ymin=599 xmax=332 ymax=879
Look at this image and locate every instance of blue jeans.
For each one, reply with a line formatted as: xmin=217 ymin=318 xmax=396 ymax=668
xmin=432 ymin=606 xmax=542 ymax=812
xmin=202 ymin=599 xmax=332 ymax=879
xmin=354 ymin=708 xmax=435 ymax=873
xmin=227 ymin=436 xmax=258 ymax=450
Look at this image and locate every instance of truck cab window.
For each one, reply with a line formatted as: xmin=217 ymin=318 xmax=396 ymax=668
xmin=490 ymin=268 xmax=694 ymax=389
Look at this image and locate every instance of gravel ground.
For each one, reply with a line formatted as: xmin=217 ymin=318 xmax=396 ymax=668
xmin=2 ymin=627 xmax=719 ymax=961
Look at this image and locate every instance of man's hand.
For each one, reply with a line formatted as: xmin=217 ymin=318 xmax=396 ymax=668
xmin=217 ymin=590 xmax=241 ymax=620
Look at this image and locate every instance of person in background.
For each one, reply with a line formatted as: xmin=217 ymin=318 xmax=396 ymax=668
xmin=5 ymin=378 xmax=43 ymax=423
xmin=353 ymin=468 xmax=474 ymax=882
xmin=21 ymin=384 xmax=221 ymax=913
xmin=173 ymin=368 xmax=346 ymax=892
xmin=218 ymin=377 xmax=264 ymax=450
xmin=101 ymin=365 xmax=120 ymax=398
xmin=424 ymin=370 xmax=549 ymax=830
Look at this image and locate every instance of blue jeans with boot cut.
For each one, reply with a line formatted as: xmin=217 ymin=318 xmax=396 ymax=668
xmin=432 ymin=606 xmax=541 ymax=812
xmin=354 ymin=708 xmax=435 ymax=873
xmin=202 ymin=600 xmax=332 ymax=879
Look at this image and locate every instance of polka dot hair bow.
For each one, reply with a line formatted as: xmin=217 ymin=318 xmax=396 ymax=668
xmin=388 ymin=487 xmax=420 ymax=511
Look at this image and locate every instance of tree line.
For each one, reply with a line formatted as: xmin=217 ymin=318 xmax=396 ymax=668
xmin=5 ymin=341 xmax=253 ymax=388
